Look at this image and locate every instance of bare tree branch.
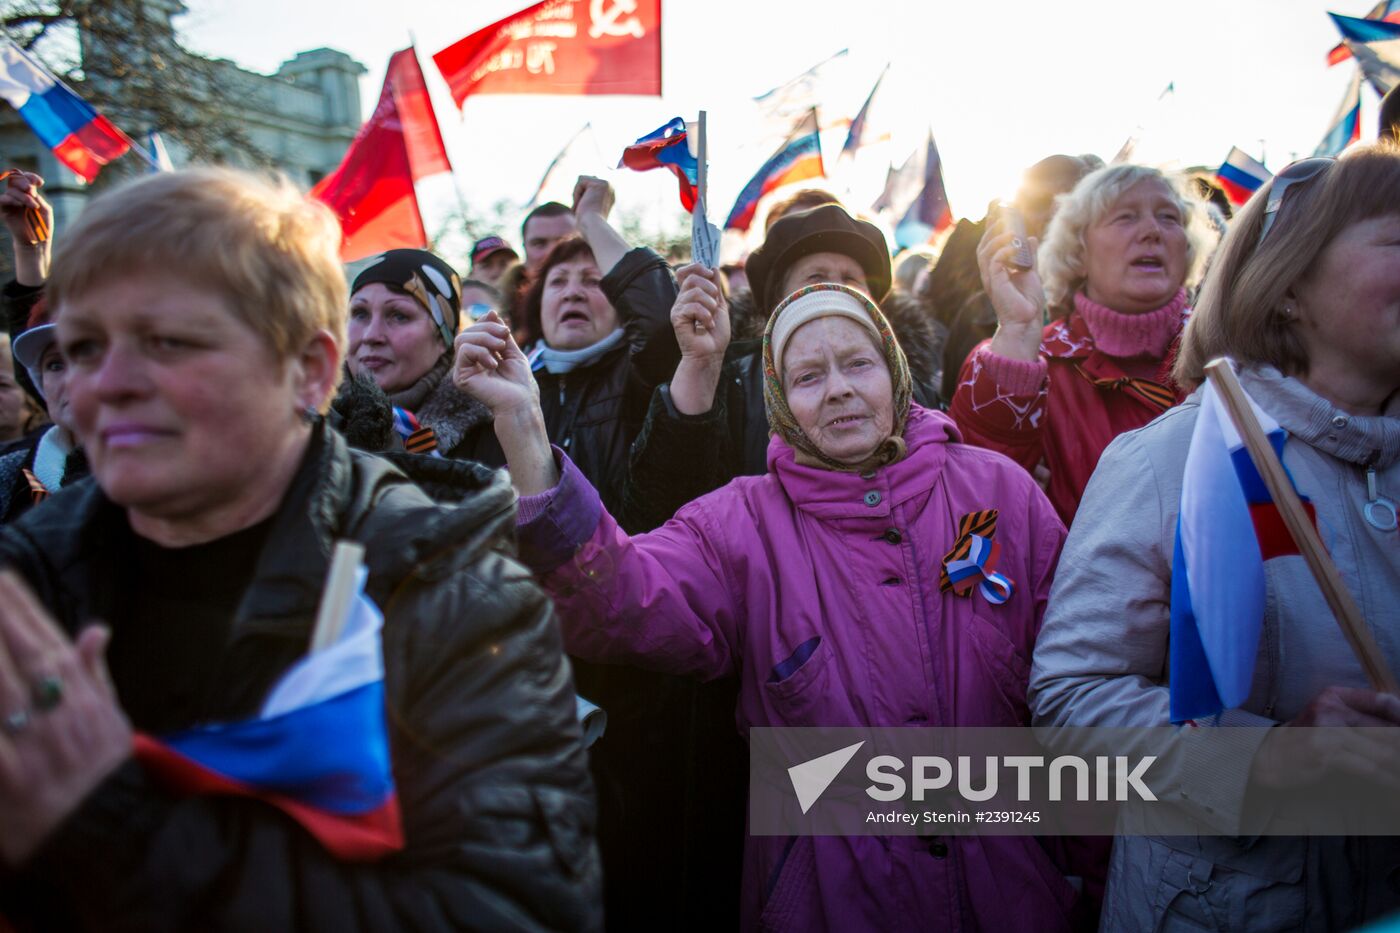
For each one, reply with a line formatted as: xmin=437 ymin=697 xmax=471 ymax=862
xmin=1 ymin=0 xmax=273 ymax=183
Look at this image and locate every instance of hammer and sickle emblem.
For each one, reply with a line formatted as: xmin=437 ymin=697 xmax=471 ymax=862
xmin=589 ymin=0 xmax=645 ymax=38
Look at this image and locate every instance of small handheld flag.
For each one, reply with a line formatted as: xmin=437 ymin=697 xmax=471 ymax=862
xmin=690 ymin=111 xmax=720 ymax=268
xmin=619 ymin=117 xmax=699 ymax=211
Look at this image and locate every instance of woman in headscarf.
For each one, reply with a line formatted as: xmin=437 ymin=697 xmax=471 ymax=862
xmin=0 ymin=168 xmax=600 ymax=931
xmin=950 ymin=164 xmax=1217 ymax=524
xmin=455 ymin=280 xmax=1080 ymax=931
xmin=1030 ymin=143 xmax=1400 ymax=931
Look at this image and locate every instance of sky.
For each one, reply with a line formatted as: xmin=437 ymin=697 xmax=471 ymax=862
xmin=175 ymin=0 xmax=1376 ymax=253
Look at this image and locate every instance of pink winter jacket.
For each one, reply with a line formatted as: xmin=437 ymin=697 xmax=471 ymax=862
xmin=518 ymin=404 xmax=1077 ymax=932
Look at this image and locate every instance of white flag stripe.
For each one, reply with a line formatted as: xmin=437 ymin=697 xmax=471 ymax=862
xmin=261 ymin=567 xmax=385 ymax=718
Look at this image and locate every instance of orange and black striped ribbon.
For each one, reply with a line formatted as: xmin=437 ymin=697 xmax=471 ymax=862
xmin=939 ymin=509 xmax=999 ymax=593
xmin=1074 ymin=364 xmax=1175 ymax=413
xmin=404 ymin=426 xmax=438 ymax=455
xmin=0 ymin=170 xmax=50 ymax=244
xmin=21 ymin=468 xmax=48 ymax=505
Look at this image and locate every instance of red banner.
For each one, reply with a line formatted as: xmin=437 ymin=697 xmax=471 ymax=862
xmin=389 ymin=47 xmax=452 ymax=179
xmin=433 ymin=0 xmax=661 ymax=107
xmin=311 ymin=48 xmax=452 ymax=262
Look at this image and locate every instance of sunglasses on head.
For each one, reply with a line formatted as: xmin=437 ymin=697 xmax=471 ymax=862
xmin=1256 ymin=157 xmax=1334 ymax=248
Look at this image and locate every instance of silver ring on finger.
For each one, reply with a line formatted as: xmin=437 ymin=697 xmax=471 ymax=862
xmin=3 ymin=708 xmax=31 ymax=735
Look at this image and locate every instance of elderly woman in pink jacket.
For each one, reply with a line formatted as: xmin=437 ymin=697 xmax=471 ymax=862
xmin=454 ymin=276 xmax=1077 ymax=931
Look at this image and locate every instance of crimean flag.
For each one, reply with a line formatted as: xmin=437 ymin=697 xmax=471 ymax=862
xmin=1314 ymin=69 xmax=1363 ymax=157
xmin=433 ymin=0 xmax=661 ymax=107
xmin=724 ymin=109 xmax=824 ymax=232
xmin=1169 ymin=374 xmax=1316 ymax=723
xmin=619 ymin=117 xmax=698 ymax=211
xmin=893 ymin=130 xmax=953 ymax=248
xmin=311 ymin=47 xmax=451 ymax=262
xmin=1328 ymin=1 xmax=1400 ymax=64
xmin=133 ymin=568 xmax=403 ymax=860
xmin=1215 ymin=147 xmax=1272 ymax=207
xmin=0 ymin=39 xmax=129 ymax=182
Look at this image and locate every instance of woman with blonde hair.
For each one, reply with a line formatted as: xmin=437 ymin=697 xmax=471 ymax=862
xmin=1030 ymin=142 xmax=1400 ymax=930
xmin=0 ymin=168 xmax=600 ymax=930
xmin=951 ymin=163 xmax=1216 ymax=523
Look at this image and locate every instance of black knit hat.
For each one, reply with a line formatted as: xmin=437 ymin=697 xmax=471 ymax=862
xmin=746 ymin=204 xmax=891 ymax=314
xmin=351 ymin=249 xmax=463 ymax=350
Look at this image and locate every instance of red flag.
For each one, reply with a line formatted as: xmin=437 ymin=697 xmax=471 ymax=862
xmin=311 ymin=48 xmax=451 ymax=262
xmin=433 ymin=0 xmax=661 ymax=107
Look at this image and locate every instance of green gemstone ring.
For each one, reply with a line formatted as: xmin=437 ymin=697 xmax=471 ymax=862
xmin=32 ymin=674 xmax=64 ymax=712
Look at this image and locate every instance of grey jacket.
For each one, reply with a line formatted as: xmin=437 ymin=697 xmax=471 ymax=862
xmin=1029 ymin=366 xmax=1400 ymax=932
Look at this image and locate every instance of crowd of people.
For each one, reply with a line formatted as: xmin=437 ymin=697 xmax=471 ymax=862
xmin=0 ymin=110 xmax=1396 ymax=933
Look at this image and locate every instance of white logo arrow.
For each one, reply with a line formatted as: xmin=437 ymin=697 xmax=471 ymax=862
xmin=788 ymin=741 xmax=865 ymax=814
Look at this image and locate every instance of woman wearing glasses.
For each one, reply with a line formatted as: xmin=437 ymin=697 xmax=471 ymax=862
xmin=951 ymin=164 xmax=1217 ymax=524
xmin=1030 ymin=143 xmax=1400 ymax=930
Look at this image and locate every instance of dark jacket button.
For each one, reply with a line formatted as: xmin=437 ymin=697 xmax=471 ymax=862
xmin=928 ymin=840 xmax=948 ymax=859
xmin=883 ymin=528 xmax=902 ymax=544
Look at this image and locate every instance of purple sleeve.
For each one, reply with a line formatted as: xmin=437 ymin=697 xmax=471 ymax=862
xmin=525 ymin=470 xmax=745 ymax=682
xmin=515 ymin=448 xmax=604 ymax=573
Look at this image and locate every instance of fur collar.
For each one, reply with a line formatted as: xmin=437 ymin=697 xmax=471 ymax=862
xmin=413 ymin=369 xmax=493 ymax=454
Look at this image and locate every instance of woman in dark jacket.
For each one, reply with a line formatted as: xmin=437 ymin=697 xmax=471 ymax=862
xmin=347 ymin=177 xmax=679 ymax=521
xmin=0 ymin=167 xmax=600 ymax=931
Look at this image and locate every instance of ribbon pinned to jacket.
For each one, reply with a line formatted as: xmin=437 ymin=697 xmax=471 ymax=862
xmin=939 ymin=509 xmax=1016 ymax=605
xmin=392 ymin=406 xmax=439 ymax=456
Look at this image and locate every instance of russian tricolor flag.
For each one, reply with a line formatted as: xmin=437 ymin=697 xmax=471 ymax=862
xmin=619 ymin=117 xmax=699 ymax=212
xmin=1215 ymin=147 xmax=1272 ymax=208
xmin=1329 ymin=12 xmax=1400 ymax=95
xmin=1170 ymin=377 xmax=1314 ymax=723
xmin=1314 ymin=70 xmax=1362 ymax=158
xmin=133 ymin=569 xmax=403 ymax=860
xmin=724 ymin=109 xmax=824 ymax=232
xmin=1328 ymin=0 xmax=1400 ymax=64
xmin=0 ymin=40 xmax=129 ymax=183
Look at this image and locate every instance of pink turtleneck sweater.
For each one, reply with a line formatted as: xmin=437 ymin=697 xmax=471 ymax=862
xmin=949 ymin=289 xmax=1189 ymax=524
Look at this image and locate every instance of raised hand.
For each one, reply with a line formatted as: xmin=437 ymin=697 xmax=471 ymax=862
xmin=452 ymin=310 xmax=541 ymax=420
xmin=572 ymin=175 xmax=615 ymax=222
xmin=0 ymin=170 xmax=52 ymax=284
xmin=978 ymin=213 xmax=1046 ymax=362
xmin=671 ymin=263 xmax=730 ymax=363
